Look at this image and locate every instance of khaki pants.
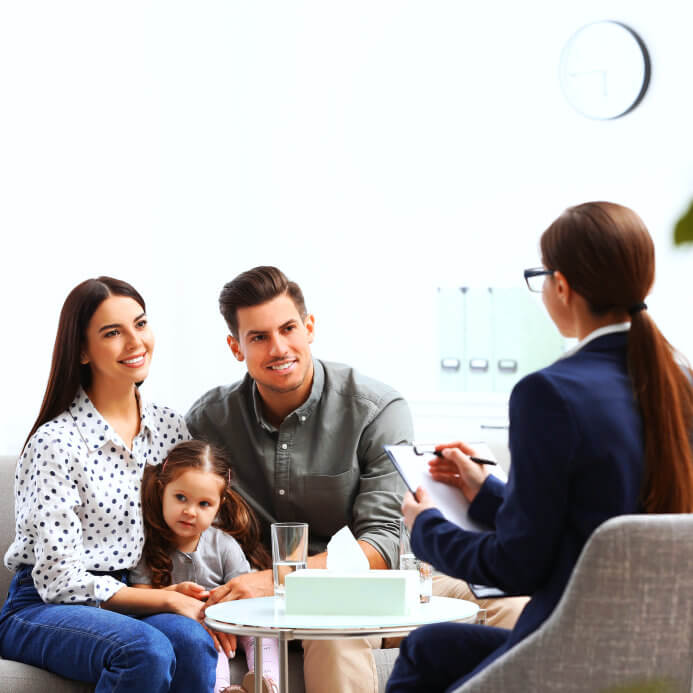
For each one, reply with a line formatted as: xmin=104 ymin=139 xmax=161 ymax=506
xmin=302 ymin=576 xmax=528 ymax=693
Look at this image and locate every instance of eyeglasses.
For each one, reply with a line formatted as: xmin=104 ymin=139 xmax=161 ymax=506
xmin=524 ymin=267 xmax=554 ymax=292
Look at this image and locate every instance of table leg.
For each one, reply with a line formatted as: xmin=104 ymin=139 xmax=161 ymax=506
xmin=278 ymin=632 xmax=289 ymax=693
xmin=254 ymin=637 xmax=263 ymax=693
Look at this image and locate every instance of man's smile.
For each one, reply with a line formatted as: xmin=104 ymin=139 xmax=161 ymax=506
xmin=267 ymin=359 xmax=297 ymax=372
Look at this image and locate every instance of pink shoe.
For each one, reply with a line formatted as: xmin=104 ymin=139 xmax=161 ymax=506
xmin=242 ymin=671 xmax=279 ymax=693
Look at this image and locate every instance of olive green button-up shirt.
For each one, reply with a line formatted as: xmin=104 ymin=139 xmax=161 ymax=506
xmin=185 ymin=359 xmax=413 ymax=568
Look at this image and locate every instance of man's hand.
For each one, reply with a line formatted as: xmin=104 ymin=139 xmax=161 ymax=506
xmin=205 ymin=569 xmax=274 ymax=608
xmin=401 ymin=487 xmax=436 ymax=531
xmin=428 ymin=441 xmax=490 ymax=503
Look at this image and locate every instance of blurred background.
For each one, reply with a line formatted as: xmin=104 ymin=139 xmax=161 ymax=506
xmin=1 ymin=1 xmax=691 ymax=456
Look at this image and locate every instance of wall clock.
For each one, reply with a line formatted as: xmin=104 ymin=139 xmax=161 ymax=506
xmin=559 ymin=21 xmax=651 ymax=120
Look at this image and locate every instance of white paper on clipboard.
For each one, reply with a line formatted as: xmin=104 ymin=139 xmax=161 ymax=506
xmin=384 ymin=443 xmax=507 ymax=532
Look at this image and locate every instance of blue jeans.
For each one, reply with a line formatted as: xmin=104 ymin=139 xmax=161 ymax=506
xmin=0 ymin=566 xmax=217 ymax=693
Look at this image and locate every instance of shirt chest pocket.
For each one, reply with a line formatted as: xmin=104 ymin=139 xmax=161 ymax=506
xmin=298 ymin=468 xmax=357 ymax=537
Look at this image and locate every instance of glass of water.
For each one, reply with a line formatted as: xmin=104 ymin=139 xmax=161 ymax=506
xmin=271 ymin=522 xmax=308 ymax=597
xmin=399 ymin=517 xmax=432 ymax=603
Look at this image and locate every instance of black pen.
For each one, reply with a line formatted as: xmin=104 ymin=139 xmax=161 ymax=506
xmin=412 ymin=444 xmax=497 ymax=466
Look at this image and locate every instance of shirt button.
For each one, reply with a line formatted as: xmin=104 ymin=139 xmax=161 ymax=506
xmin=281 ymin=443 xmax=288 ymax=450
xmin=278 ymin=489 xmax=285 ymax=495
xmin=300 ymin=416 xmax=306 ymax=422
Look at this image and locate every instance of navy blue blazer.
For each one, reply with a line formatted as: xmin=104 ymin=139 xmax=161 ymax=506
xmin=411 ymin=332 xmax=644 ymax=654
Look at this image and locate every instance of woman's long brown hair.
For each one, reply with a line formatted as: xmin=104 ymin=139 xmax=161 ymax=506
xmin=541 ymin=201 xmax=693 ymax=513
xmin=140 ymin=440 xmax=270 ymax=587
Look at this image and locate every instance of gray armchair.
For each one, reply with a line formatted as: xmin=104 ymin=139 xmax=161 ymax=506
xmin=454 ymin=514 xmax=693 ymax=693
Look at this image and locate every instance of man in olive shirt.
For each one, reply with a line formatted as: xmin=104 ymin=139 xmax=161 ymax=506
xmin=188 ymin=266 xmax=526 ymax=693
xmin=186 ymin=355 xmax=409 ymax=569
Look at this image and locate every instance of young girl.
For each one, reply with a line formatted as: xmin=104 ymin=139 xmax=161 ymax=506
xmin=131 ymin=439 xmax=280 ymax=693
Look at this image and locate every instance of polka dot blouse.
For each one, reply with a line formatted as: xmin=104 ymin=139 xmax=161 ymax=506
xmin=4 ymin=387 xmax=190 ymax=605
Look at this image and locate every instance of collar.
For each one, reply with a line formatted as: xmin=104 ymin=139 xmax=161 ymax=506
xmin=251 ymin=358 xmax=325 ymax=432
xmin=137 ymin=390 xmax=159 ymax=440
xmin=559 ymin=322 xmax=631 ymax=360
xmin=68 ymin=386 xmax=157 ymax=452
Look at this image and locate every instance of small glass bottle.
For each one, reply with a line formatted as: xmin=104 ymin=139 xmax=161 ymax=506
xmin=400 ymin=517 xmax=434 ymax=603
xmin=418 ymin=561 xmax=433 ymax=603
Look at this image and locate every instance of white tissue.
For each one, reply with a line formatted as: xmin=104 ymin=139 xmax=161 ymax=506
xmin=326 ymin=526 xmax=370 ymax=572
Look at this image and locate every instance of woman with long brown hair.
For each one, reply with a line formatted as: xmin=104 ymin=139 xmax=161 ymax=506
xmin=130 ymin=440 xmax=277 ymax=693
xmin=388 ymin=202 xmax=693 ymax=692
xmin=0 ymin=276 xmax=219 ymax=691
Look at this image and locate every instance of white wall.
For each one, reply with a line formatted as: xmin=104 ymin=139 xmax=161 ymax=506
xmin=1 ymin=1 xmax=692 ymax=455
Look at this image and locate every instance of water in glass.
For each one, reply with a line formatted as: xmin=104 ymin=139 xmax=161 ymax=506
xmin=273 ymin=560 xmax=308 ymax=596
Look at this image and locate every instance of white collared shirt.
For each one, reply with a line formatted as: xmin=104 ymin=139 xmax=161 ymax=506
xmin=559 ymin=322 xmax=631 ymax=360
xmin=4 ymin=387 xmax=190 ymax=604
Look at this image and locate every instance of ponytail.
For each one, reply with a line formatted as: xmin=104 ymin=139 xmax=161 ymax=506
xmin=216 ymin=488 xmax=271 ymax=570
xmin=628 ymin=311 xmax=693 ymax=512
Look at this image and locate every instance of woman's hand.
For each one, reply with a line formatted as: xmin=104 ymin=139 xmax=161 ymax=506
xmin=166 ymin=589 xmax=237 ymax=658
xmin=163 ymin=590 xmax=208 ymax=621
xmin=401 ymin=487 xmax=436 ymax=531
xmin=105 ymin=582 xmax=238 ymax=655
xmin=428 ymin=441 xmax=490 ymax=503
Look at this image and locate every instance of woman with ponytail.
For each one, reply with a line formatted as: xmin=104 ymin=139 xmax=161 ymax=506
xmin=388 ymin=201 xmax=693 ymax=692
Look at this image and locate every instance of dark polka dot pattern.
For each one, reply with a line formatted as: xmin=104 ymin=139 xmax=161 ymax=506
xmin=4 ymin=387 xmax=190 ymax=604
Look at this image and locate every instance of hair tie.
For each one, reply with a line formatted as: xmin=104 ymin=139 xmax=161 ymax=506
xmin=628 ymin=301 xmax=647 ymax=315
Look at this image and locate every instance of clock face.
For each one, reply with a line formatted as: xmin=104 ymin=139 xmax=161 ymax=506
xmin=559 ymin=21 xmax=650 ymax=120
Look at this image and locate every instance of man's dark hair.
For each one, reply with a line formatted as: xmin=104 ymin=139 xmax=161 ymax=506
xmin=219 ymin=266 xmax=308 ymax=337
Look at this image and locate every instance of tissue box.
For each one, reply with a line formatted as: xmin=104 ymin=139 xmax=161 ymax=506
xmin=284 ymin=569 xmax=419 ymax=616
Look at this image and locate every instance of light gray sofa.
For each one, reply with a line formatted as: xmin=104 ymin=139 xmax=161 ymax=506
xmin=0 ymin=455 xmax=397 ymax=692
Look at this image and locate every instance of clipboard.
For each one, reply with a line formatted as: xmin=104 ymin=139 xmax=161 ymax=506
xmin=385 ymin=443 xmax=510 ymax=598
xmin=384 ymin=443 xmax=506 ymax=532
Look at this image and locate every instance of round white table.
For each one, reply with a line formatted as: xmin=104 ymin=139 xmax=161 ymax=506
xmin=205 ymin=596 xmax=479 ymax=693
